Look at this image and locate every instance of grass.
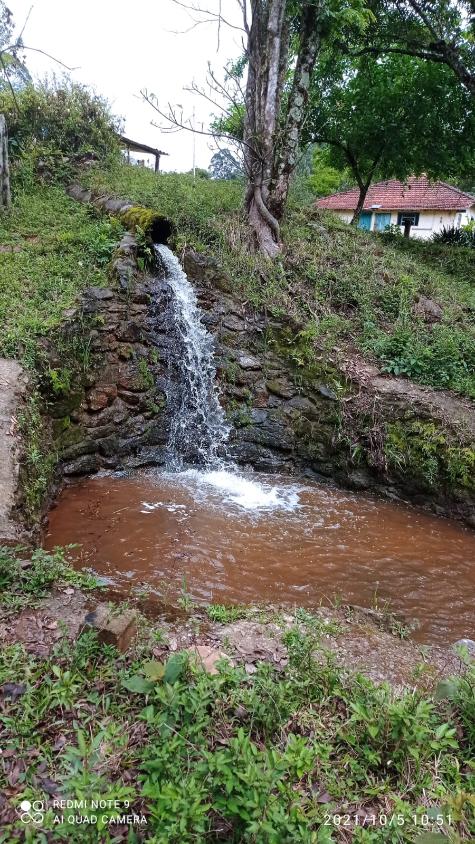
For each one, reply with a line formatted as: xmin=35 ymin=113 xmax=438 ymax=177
xmin=82 ymin=164 xmax=475 ymax=399
xmin=0 ymin=585 xmax=474 ymax=842
xmin=0 ymin=552 xmax=473 ymax=843
xmin=0 ymin=185 xmax=123 ymax=366
xmin=0 ymin=545 xmax=98 ymax=614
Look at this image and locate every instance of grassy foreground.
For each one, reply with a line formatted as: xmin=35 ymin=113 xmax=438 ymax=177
xmin=0 ymin=549 xmax=474 ymax=843
xmin=83 ymin=164 xmax=475 ymax=399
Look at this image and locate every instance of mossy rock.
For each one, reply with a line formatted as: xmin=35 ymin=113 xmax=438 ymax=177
xmin=119 ymin=206 xmax=174 ymax=244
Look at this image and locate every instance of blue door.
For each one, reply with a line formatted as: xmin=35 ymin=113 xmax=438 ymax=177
xmin=358 ymin=212 xmax=372 ymax=230
xmin=374 ymin=212 xmax=391 ymax=231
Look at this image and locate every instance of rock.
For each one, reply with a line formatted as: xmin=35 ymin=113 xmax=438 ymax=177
xmin=252 ymin=389 xmax=269 ymax=408
xmin=217 ymin=621 xmax=287 ymax=664
xmin=97 ymin=435 xmax=120 ymax=457
xmin=236 ymin=352 xmax=261 ymax=370
xmin=60 ymin=439 xmax=97 ymax=461
xmin=125 ymin=447 xmax=167 ymax=468
xmin=413 ymin=295 xmax=443 ymax=323
xmin=317 ymin=384 xmax=338 ymax=401
xmin=213 ymin=273 xmax=233 ymax=294
xmin=87 ymin=287 xmax=115 ymax=301
xmin=266 ymin=378 xmax=296 ymax=399
xmin=118 ymin=365 xmax=147 ymax=392
xmin=223 ymin=315 xmax=246 ymax=332
xmin=250 ymin=408 xmax=268 ymax=424
xmin=83 ymin=604 xmax=137 ymax=653
xmin=87 ymin=386 xmax=117 ymax=411
xmin=62 ymin=454 xmax=101 ymax=476
xmin=0 ymin=359 xmax=29 ymax=542
xmin=186 ymin=644 xmax=233 ymax=675
xmin=347 ymin=470 xmax=372 ymax=491
xmin=116 ymin=321 xmax=143 ymax=343
xmin=241 ymin=420 xmax=294 ymax=451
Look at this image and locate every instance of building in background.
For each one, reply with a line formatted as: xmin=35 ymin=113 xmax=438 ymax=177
xmin=316 ymin=177 xmax=475 ymax=239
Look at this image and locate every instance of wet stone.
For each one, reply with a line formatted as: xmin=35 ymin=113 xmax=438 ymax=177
xmin=236 ymin=352 xmax=261 ymax=370
xmin=87 ymin=287 xmax=115 ymax=301
xmin=62 ymin=454 xmax=101 ymax=476
xmin=266 ymin=378 xmax=296 ymax=399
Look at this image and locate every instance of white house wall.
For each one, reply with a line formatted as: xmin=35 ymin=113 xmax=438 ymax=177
xmin=332 ymin=205 xmax=475 ymax=239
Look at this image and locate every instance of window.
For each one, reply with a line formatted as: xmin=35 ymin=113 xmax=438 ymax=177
xmin=397 ymin=212 xmax=419 ymax=226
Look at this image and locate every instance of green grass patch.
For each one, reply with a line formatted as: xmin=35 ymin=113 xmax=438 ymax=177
xmin=82 ymin=164 xmax=475 ymax=398
xmin=0 ymin=615 xmax=473 ymax=841
xmin=0 ymin=185 xmax=123 ymax=366
xmin=0 ymin=545 xmax=98 ymax=614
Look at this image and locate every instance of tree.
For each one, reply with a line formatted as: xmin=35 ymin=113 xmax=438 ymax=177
xmin=209 ymin=147 xmax=242 ymax=179
xmin=144 ymin=0 xmax=370 ymax=257
xmin=308 ymin=145 xmax=350 ymax=196
xmin=0 ymin=2 xmax=30 ymax=95
xmin=306 ymin=51 xmax=474 ymax=222
xmin=353 ymin=0 xmax=475 ymax=96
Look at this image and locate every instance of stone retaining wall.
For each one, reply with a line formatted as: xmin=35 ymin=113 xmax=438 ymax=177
xmin=46 ymin=186 xmax=475 ymax=527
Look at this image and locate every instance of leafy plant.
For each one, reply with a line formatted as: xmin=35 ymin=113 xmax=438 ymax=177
xmin=433 ymin=225 xmax=475 ymax=248
xmin=0 ymin=545 xmax=98 ymax=611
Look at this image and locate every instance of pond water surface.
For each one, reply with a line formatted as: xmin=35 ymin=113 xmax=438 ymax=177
xmin=44 ymin=467 xmax=475 ymax=646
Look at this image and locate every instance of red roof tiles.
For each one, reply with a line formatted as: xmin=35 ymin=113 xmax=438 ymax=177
xmin=316 ymin=177 xmax=475 ymax=212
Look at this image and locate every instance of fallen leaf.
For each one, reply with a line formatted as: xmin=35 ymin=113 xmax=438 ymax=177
xmin=142 ymin=660 xmax=165 ymax=681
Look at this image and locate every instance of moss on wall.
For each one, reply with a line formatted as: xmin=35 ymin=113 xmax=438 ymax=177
xmin=384 ymin=419 xmax=475 ymax=493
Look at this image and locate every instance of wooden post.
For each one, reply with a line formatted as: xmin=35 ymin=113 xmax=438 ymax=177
xmin=0 ymin=114 xmax=12 ymax=211
xmin=154 ymin=152 xmax=160 ymax=173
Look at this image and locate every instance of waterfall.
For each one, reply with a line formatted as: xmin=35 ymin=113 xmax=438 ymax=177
xmin=155 ymin=244 xmax=230 ymax=467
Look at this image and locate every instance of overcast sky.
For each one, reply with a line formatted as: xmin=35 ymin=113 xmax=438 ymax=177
xmin=9 ymin=0 xmax=243 ymax=171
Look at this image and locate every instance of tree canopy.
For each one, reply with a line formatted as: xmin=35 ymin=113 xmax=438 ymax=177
xmin=305 ymin=48 xmax=474 ymax=219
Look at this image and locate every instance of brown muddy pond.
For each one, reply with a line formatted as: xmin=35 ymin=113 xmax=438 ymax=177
xmin=44 ymin=468 xmax=475 ymax=645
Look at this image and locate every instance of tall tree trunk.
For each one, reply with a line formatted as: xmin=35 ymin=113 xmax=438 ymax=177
xmin=270 ymin=0 xmax=323 ymax=219
xmin=351 ymin=183 xmax=370 ymax=225
xmin=0 ymin=115 xmax=11 ymax=211
xmin=243 ymin=0 xmax=322 ymax=257
xmin=243 ymin=0 xmax=287 ymax=257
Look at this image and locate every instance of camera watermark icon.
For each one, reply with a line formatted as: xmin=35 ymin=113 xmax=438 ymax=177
xmin=18 ymin=799 xmax=45 ymax=825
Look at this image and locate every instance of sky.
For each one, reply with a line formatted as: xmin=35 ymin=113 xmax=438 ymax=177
xmin=8 ymin=0 xmax=244 ymax=171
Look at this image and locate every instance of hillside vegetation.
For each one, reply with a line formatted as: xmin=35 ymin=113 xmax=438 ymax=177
xmin=82 ymin=164 xmax=475 ymax=400
xmin=0 ymin=185 xmax=122 ymax=366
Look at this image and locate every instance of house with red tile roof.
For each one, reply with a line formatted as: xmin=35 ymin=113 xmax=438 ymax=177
xmin=316 ymin=176 xmax=475 ymax=239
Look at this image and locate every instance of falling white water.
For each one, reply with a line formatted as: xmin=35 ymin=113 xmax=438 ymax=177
xmin=155 ymin=245 xmax=301 ymax=511
xmin=156 ymin=244 xmax=230 ymax=467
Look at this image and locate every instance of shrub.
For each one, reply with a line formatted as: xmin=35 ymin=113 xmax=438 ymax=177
xmin=432 ymin=225 xmax=475 ymax=248
xmin=0 ymin=76 xmax=121 ymax=185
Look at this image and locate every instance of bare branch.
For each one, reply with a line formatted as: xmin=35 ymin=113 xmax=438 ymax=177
xmin=16 ymin=5 xmax=33 ymax=43
xmin=141 ymin=89 xmax=257 ymax=155
xmin=168 ymin=0 xmax=246 ymax=33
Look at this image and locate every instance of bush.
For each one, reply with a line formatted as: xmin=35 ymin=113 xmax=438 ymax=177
xmin=0 ymin=76 xmax=121 ymax=185
xmin=432 ymin=225 xmax=475 ymax=248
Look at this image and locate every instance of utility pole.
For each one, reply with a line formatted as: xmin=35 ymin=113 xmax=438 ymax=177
xmin=192 ymin=106 xmax=196 ymax=180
